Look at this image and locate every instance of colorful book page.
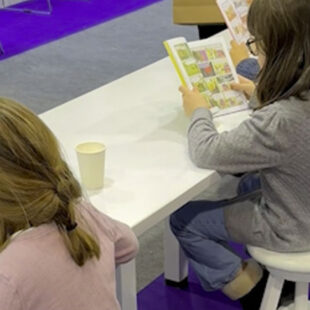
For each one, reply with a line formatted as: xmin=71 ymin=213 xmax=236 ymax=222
xmin=217 ymin=0 xmax=251 ymax=44
xmin=189 ymin=41 xmax=246 ymax=110
xmin=163 ymin=36 xmax=248 ymax=116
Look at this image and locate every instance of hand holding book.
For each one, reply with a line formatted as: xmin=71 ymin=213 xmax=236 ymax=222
xmin=179 ymin=85 xmax=210 ymax=117
xmin=229 ymin=40 xmax=249 ymax=67
xmin=231 ymin=75 xmax=255 ymax=99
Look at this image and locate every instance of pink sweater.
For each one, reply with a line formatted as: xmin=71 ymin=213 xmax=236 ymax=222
xmin=0 ymin=201 xmax=139 ymax=310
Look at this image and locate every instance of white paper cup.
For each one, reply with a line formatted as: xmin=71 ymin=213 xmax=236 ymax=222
xmin=75 ymin=142 xmax=106 ymax=190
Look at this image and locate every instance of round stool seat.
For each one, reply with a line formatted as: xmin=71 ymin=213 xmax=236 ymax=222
xmin=278 ymin=301 xmax=310 ymax=310
xmin=247 ymin=245 xmax=310 ymax=273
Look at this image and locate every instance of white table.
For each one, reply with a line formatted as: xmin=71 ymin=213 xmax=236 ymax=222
xmin=40 ymin=55 xmax=250 ymax=309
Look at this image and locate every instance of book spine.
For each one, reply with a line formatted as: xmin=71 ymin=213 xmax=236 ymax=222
xmin=163 ymin=41 xmax=187 ymax=87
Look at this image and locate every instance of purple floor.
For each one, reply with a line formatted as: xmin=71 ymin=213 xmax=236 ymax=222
xmin=137 ymin=268 xmax=243 ymax=310
xmin=137 ymin=243 xmax=248 ymax=310
xmin=0 ymin=0 xmax=162 ymax=60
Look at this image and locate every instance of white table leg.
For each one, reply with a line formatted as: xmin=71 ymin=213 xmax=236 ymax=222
xmin=163 ymin=217 xmax=188 ymax=284
xmin=116 ymin=259 xmax=137 ymax=310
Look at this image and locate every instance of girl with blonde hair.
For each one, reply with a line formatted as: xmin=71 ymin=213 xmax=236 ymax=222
xmin=0 ymin=97 xmax=138 ymax=310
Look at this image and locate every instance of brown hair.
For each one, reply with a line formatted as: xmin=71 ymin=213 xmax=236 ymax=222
xmin=0 ymin=97 xmax=100 ymax=266
xmin=247 ymin=0 xmax=310 ymax=107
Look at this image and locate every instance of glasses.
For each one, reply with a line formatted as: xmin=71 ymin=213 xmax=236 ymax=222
xmin=246 ymin=38 xmax=258 ymax=56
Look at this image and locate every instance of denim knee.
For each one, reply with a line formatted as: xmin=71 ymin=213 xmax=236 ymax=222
xmin=169 ymin=204 xmax=192 ymax=239
xmin=169 ymin=211 xmax=182 ymax=237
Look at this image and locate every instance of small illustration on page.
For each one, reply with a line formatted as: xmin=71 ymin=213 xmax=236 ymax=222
xmin=217 ymin=0 xmax=251 ymax=44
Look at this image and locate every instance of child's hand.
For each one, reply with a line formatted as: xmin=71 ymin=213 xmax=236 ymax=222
xmin=179 ymin=86 xmax=209 ymax=117
xmin=230 ymin=75 xmax=255 ymax=99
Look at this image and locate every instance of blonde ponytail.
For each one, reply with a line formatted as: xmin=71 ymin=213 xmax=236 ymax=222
xmin=0 ymin=97 xmax=100 ymax=266
xmin=52 ymin=171 xmax=100 ymax=266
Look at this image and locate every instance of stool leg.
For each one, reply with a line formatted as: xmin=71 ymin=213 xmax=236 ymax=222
xmin=259 ymin=274 xmax=284 ymax=310
xmin=294 ymin=282 xmax=308 ymax=310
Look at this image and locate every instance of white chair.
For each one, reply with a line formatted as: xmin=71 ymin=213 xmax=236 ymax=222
xmin=247 ymin=245 xmax=310 ymax=310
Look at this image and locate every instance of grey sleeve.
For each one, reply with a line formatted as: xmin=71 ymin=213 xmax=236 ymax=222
xmin=188 ymin=106 xmax=293 ymax=174
xmin=248 ymin=91 xmax=260 ymax=110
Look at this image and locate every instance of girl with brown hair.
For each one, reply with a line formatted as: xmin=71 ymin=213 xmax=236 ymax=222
xmin=170 ymin=0 xmax=310 ymax=309
xmin=0 ymin=97 xmax=138 ymax=310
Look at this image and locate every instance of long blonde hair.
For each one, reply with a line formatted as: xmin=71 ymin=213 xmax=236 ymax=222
xmin=0 ymin=97 xmax=100 ymax=266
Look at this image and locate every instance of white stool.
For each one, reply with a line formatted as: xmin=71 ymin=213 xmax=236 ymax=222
xmin=247 ymin=246 xmax=310 ymax=310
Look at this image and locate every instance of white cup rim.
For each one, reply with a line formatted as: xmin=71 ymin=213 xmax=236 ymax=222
xmin=75 ymin=142 xmax=106 ymax=155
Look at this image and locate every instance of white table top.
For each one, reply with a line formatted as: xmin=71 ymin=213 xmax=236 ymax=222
xmin=40 ymin=56 xmax=250 ymax=236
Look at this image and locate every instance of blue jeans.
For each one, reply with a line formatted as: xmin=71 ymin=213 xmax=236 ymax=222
xmin=236 ymin=58 xmax=260 ymax=81
xmin=169 ymin=173 xmax=261 ymax=291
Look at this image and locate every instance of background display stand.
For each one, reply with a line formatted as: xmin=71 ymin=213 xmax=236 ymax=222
xmin=1 ymin=0 xmax=52 ymax=15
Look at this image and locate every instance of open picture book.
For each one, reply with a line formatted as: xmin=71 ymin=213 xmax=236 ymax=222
xmin=216 ymin=0 xmax=251 ymax=44
xmin=163 ymin=36 xmax=249 ymax=117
